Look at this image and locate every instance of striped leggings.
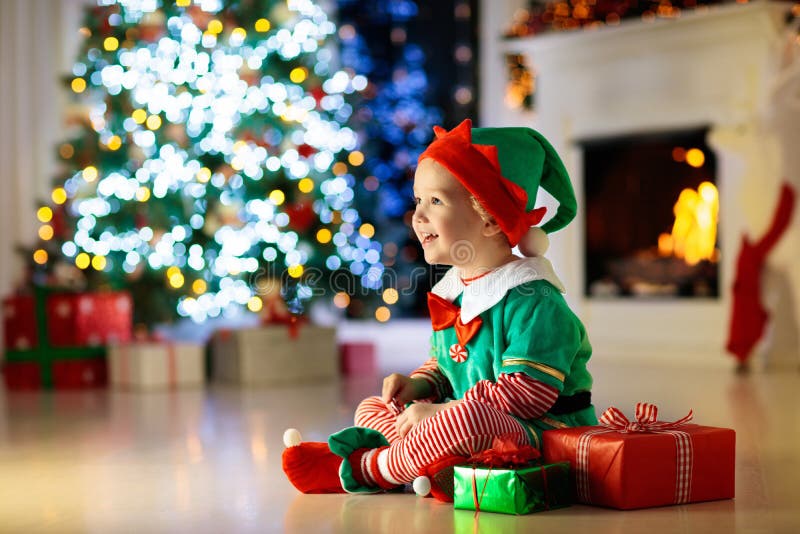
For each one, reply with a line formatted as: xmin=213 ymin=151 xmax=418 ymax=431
xmin=354 ymin=396 xmax=531 ymax=484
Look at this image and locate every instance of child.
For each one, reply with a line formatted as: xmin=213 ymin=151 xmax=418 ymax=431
xmin=283 ymin=119 xmax=597 ymax=498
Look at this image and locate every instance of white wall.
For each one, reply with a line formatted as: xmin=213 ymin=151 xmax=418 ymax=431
xmin=0 ymin=0 xmax=89 ymax=353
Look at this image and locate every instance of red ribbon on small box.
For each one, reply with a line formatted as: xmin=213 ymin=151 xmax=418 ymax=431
xmin=576 ymin=403 xmax=694 ymax=505
xmin=260 ymin=314 xmax=307 ymax=339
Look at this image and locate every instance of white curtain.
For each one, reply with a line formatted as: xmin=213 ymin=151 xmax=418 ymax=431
xmin=0 ymin=0 xmax=88 ymax=349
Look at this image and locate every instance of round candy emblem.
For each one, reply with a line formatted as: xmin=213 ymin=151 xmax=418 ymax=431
xmin=449 ymin=343 xmax=468 ymax=363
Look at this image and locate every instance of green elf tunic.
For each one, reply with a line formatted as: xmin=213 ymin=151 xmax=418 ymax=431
xmin=425 ymin=256 xmax=598 ymax=447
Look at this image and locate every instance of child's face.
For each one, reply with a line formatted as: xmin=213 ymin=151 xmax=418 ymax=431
xmin=412 ymin=159 xmax=487 ymax=268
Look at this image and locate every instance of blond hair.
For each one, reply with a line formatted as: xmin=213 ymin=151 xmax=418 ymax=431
xmin=469 ymin=196 xmax=495 ymax=225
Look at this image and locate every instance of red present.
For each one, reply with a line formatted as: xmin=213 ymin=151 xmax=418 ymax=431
xmin=46 ymin=292 xmax=132 ymax=347
xmin=2 ymin=288 xmax=122 ymax=389
xmin=51 ymin=359 xmax=107 ymax=389
xmin=339 ymin=342 xmax=377 ymax=376
xmin=2 ymin=295 xmax=38 ymax=350
xmin=542 ymin=403 xmax=735 ymax=510
xmin=2 ymin=361 xmax=41 ymax=389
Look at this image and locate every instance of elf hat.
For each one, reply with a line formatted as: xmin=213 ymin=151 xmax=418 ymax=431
xmin=418 ymin=119 xmax=577 ymax=256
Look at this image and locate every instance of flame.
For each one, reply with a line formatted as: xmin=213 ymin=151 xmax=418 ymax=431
xmin=657 ymin=181 xmax=718 ymax=265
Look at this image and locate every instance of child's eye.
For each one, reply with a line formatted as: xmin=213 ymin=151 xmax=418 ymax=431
xmin=413 ymin=196 xmax=421 ymax=206
xmin=431 ymin=197 xmax=442 ymax=205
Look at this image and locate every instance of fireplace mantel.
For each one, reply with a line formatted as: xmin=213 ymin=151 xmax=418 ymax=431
xmin=480 ymin=1 xmax=798 ymax=366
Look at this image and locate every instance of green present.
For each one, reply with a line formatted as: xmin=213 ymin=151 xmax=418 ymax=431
xmin=453 ymin=461 xmax=572 ymax=515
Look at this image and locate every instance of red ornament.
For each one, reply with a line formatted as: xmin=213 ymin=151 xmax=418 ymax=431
xmin=310 ymin=87 xmax=326 ymax=106
xmin=297 ymin=144 xmax=316 ymax=158
xmin=285 ymin=201 xmax=316 ymax=232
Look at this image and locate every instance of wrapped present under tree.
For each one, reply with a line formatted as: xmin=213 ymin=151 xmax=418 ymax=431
xmin=108 ymin=341 xmax=205 ymax=390
xmin=2 ymin=289 xmax=132 ymax=389
xmin=211 ymin=321 xmax=337 ymax=386
xmin=543 ymin=403 xmax=736 ymax=510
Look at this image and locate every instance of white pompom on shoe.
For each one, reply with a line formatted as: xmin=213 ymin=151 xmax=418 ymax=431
xmin=413 ymin=476 xmax=431 ymax=497
xmin=283 ymin=428 xmax=303 ymax=448
xmin=518 ymin=227 xmax=549 ymax=257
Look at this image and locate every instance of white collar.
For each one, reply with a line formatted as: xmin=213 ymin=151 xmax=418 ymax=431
xmin=430 ymin=256 xmax=566 ymax=323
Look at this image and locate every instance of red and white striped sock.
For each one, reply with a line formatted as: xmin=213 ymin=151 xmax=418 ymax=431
xmin=348 ymin=446 xmax=398 ymax=490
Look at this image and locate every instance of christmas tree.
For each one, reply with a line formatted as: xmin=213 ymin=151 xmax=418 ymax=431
xmin=28 ymin=0 xmax=389 ymax=328
xmin=337 ymin=0 xmax=444 ymax=317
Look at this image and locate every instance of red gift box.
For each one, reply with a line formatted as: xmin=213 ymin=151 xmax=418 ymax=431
xmin=542 ymin=403 xmax=735 ymax=510
xmin=3 ymin=359 xmax=107 ymax=390
xmin=339 ymin=342 xmax=377 ymax=376
xmin=2 ymin=289 xmax=126 ymax=390
xmin=46 ymin=292 xmax=132 ymax=347
xmin=51 ymin=359 xmax=107 ymax=389
xmin=2 ymin=295 xmax=38 ymax=350
xmin=2 ymin=361 xmax=41 ymax=389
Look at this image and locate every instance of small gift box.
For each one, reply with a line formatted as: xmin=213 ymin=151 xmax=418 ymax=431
xmin=108 ymin=342 xmax=205 ymax=389
xmin=339 ymin=342 xmax=377 ymax=376
xmin=453 ymin=438 xmax=572 ymax=515
xmin=542 ymin=403 xmax=736 ymax=510
xmin=211 ymin=323 xmax=337 ymax=385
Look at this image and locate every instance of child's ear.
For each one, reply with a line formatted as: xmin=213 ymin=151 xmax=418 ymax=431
xmin=481 ymin=219 xmax=503 ymax=238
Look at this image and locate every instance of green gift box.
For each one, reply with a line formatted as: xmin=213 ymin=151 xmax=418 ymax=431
xmin=453 ymin=461 xmax=572 ymax=515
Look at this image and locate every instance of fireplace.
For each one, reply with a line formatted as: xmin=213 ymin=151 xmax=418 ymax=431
xmin=582 ymin=128 xmax=719 ymax=299
xmin=480 ymin=1 xmax=799 ymax=364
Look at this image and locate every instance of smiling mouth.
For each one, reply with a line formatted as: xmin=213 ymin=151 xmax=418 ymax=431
xmin=420 ymin=232 xmax=439 ymax=246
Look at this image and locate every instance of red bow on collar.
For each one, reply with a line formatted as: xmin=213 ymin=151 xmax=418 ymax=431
xmin=427 ymin=292 xmax=483 ymax=347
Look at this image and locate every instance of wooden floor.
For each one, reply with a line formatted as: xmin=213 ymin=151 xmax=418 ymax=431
xmin=0 ymin=358 xmax=798 ymax=533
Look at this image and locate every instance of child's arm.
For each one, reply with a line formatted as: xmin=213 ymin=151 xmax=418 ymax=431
xmin=408 ymin=357 xmax=452 ymax=402
xmin=461 ymin=373 xmax=559 ymax=419
xmin=381 ymin=373 xmax=433 ymax=407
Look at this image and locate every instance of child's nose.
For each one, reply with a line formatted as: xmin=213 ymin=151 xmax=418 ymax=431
xmin=413 ymin=204 xmax=429 ymax=223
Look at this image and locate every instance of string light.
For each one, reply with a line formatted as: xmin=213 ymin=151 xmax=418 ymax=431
xmin=33 ymin=249 xmax=48 ymax=264
xmin=192 ymin=279 xmax=207 ymax=294
xmin=75 ymin=252 xmax=91 ymax=269
xmin=382 ymin=288 xmax=399 ymax=305
xmin=247 ymin=296 xmax=263 ymax=312
xmin=375 ymin=306 xmax=391 ymax=322
xmin=39 ymin=225 xmax=54 ymax=241
xmin=52 ymin=188 xmax=67 ymax=205
xmin=333 ymin=292 xmax=350 ymax=308
xmin=255 ymin=18 xmax=271 ymax=32
xmin=103 ymin=37 xmax=119 ymax=51
xmin=82 ymin=166 xmax=98 ymax=182
xmin=359 ymin=223 xmax=375 ymax=238
xmin=71 ymin=78 xmax=87 ymax=93
xmin=59 ymin=144 xmax=74 ymax=159
xmin=316 ymin=228 xmax=332 ymax=243
xmin=92 ymin=255 xmax=107 ymax=270
xmin=37 ymin=207 xmax=53 ymax=223
xmin=347 ymin=151 xmax=364 ymax=166
xmin=298 ymin=178 xmax=314 ymax=193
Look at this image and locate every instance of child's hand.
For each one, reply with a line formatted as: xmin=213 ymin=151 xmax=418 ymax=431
xmin=381 ymin=374 xmax=431 ymax=406
xmin=395 ymin=403 xmax=443 ymax=438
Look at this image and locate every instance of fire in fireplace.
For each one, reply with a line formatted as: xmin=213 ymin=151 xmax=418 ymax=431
xmin=582 ymin=128 xmax=719 ymax=299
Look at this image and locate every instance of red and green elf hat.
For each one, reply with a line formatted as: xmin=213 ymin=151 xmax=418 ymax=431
xmin=418 ymin=118 xmax=577 ymax=256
